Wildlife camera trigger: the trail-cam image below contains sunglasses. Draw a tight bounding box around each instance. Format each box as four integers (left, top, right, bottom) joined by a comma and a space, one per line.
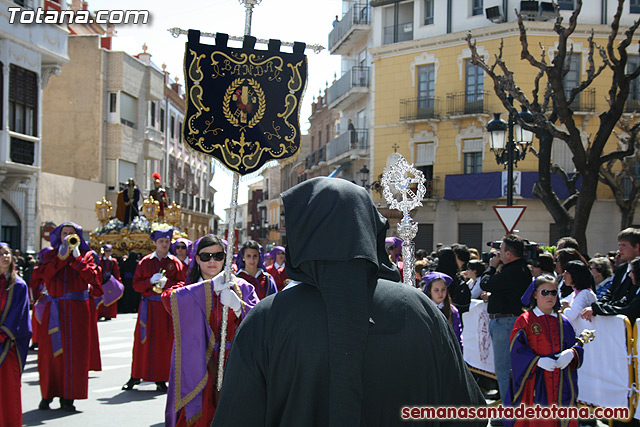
539, 289, 558, 297
197, 251, 225, 262
175, 245, 187, 249
385, 246, 396, 251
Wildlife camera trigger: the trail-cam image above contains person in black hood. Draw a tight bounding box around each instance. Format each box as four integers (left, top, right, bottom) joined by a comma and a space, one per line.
212, 177, 485, 426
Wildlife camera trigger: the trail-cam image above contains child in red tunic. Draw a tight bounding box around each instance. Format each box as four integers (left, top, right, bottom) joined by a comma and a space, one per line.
236, 241, 277, 300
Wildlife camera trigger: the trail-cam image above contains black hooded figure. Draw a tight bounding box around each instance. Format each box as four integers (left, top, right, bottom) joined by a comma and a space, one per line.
212, 177, 485, 426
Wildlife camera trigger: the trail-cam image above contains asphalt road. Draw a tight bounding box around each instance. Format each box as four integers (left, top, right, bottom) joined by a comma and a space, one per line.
21, 313, 166, 427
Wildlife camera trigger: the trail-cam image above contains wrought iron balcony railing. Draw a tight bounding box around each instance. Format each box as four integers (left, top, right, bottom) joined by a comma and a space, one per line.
327, 66, 369, 106
328, 3, 371, 52
400, 97, 440, 121
447, 91, 489, 116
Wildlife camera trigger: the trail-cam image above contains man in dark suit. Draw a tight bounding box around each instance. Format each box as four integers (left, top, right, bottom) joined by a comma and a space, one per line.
581, 228, 640, 321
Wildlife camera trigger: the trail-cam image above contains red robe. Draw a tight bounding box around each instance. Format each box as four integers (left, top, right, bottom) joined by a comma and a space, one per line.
266, 264, 289, 292
131, 252, 185, 381
97, 257, 122, 319
29, 264, 46, 344
88, 259, 103, 372
38, 250, 101, 400
236, 270, 277, 300
507, 309, 582, 427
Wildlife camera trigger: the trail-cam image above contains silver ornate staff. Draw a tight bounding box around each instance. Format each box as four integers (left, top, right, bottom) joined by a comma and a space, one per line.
380, 155, 426, 287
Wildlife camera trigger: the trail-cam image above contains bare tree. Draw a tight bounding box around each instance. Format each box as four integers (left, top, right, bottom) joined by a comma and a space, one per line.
466, 0, 640, 253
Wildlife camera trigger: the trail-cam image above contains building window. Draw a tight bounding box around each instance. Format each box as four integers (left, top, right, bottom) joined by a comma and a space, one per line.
0, 63, 3, 129
149, 101, 156, 128
9, 65, 38, 136
424, 0, 434, 25
557, 0, 574, 10
458, 223, 482, 253
471, 0, 483, 16
170, 115, 175, 139
119, 92, 137, 128
160, 107, 165, 132
417, 64, 435, 116
464, 152, 482, 174
109, 92, 117, 113
178, 120, 183, 140
382, 1, 414, 45
465, 58, 484, 113
632, 0, 640, 13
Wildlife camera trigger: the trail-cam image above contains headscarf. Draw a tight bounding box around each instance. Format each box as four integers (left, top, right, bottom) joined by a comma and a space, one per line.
384, 237, 402, 262
281, 177, 400, 427
422, 271, 453, 288
236, 242, 266, 271
150, 228, 173, 241
170, 237, 192, 256
268, 246, 286, 261
49, 222, 91, 252
37, 247, 53, 263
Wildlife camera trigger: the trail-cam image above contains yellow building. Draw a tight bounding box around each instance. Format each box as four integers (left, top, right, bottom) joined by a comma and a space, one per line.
365, 0, 639, 255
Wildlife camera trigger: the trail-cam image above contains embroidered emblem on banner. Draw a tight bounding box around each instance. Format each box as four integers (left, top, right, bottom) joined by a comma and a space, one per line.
531, 323, 542, 336
183, 30, 308, 175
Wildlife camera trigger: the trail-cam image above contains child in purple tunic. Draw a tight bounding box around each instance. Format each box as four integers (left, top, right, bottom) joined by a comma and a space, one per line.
423, 271, 463, 351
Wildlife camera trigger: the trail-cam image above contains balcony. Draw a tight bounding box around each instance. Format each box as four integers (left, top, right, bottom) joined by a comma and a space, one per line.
10, 136, 36, 166
329, 3, 371, 55
624, 98, 640, 113
383, 21, 413, 45
447, 91, 489, 116
327, 66, 370, 110
305, 146, 326, 171
399, 97, 441, 121
326, 129, 368, 164
566, 88, 596, 113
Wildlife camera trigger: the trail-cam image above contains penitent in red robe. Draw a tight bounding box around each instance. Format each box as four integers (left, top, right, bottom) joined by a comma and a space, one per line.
265, 264, 289, 292
88, 255, 103, 372
28, 264, 46, 345
97, 257, 122, 319
130, 253, 185, 381
38, 250, 101, 400
505, 309, 583, 427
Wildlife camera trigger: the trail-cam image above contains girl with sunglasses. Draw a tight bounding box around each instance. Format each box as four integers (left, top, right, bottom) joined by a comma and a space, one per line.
171, 238, 192, 268
559, 260, 596, 330
162, 234, 259, 427
236, 241, 277, 300
503, 274, 584, 427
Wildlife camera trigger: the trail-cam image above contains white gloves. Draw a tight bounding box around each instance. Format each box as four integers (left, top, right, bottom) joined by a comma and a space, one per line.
537, 357, 557, 372
211, 271, 232, 293
150, 272, 164, 285
156, 277, 168, 290
556, 349, 575, 369
220, 288, 242, 316
72, 246, 81, 259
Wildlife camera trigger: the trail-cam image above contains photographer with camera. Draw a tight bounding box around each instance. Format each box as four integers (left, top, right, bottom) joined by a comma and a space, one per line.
480, 234, 532, 422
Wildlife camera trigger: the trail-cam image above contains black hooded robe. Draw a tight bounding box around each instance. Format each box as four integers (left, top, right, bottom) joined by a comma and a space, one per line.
212, 177, 485, 426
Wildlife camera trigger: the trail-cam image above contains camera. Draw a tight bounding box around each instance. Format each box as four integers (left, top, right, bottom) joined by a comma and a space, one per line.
482, 239, 540, 264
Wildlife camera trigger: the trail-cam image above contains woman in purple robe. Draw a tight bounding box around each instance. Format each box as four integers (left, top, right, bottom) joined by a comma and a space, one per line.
0, 242, 32, 427
161, 234, 259, 427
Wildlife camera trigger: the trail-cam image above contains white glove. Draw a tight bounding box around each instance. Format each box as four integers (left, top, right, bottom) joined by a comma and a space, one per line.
72, 246, 81, 259
537, 357, 557, 372
150, 272, 164, 284
211, 271, 232, 294
556, 349, 575, 370
220, 288, 242, 316
156, 277, 168, 290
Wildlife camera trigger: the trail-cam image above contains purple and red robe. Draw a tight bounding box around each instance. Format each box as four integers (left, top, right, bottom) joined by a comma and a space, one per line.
96, 256, 122, 319
236, 269, 277, 300
0, 274, 31, 427
266, 264, 289, 292
504, 308, 583, 427
37, 250, 101, 400
130, 252, 185, 382
28, 263, 46, 345
161, 276, 259, 427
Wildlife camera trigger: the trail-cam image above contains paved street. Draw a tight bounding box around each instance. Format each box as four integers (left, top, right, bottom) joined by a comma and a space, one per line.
21, 313, 166, 427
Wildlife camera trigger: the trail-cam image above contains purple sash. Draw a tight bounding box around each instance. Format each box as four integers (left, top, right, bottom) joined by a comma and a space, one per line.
101, 276, 124, 306
139, 294, 162, 344
34, 293, 51, 324
48, 290, 89, 357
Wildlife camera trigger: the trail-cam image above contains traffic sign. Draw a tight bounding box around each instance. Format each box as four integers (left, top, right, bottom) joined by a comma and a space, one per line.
42, 222, 56, 242
493, 205, 527, 234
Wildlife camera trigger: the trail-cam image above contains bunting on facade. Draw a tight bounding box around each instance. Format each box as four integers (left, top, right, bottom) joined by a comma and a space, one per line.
183, 30, 308, 175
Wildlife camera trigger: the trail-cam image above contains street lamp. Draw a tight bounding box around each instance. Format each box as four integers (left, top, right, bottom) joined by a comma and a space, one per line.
486, 95, 534, 206
358, 165, 370, 188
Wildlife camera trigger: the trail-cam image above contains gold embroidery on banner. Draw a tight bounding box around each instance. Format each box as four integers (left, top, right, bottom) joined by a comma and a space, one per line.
222, 78, 266, 130
203, 118, 222, 135
264, 122, 281, 140
187, 50, 209, 137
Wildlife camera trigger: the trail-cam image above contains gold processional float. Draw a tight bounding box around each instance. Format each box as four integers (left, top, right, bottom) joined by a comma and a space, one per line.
89, 197, 186, 257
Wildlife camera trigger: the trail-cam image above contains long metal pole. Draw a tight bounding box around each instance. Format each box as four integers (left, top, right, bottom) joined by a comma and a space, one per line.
217, 0, 261, 392
507, 95, 514, 207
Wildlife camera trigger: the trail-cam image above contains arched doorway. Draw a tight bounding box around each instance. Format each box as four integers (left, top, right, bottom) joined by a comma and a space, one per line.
1, 200, 21, 250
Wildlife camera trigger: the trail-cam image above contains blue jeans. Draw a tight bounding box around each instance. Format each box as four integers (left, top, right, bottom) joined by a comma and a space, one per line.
489, 316, 517, 403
